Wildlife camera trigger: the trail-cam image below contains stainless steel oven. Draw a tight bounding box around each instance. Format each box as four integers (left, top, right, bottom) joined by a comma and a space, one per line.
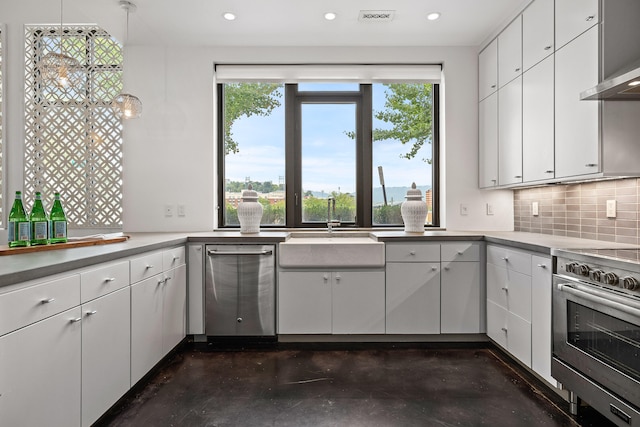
552, 250, 640, 426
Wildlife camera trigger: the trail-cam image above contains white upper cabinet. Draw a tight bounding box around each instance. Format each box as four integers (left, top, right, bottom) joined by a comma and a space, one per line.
498, 16, 522, 89
479, 93, 499, 188
555, 0, 599, 50
555, 25, 599, 178
522, 55, 555, 182
522, 0, 554, 71
498, 76, 523, 186
479, 39, 498, 101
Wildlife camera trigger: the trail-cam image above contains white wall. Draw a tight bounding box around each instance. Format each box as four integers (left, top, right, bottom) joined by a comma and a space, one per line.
1, 1, 514, 235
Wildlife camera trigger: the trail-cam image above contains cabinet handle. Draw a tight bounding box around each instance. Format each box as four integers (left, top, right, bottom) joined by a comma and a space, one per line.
501, 257, 509, 262
432, 267, 437, 271
585, 163, 597, 167
537, 264, 547, 269
490, 84, 496, 89
444, 266, 450, 271
335, 275, 341, 282
157, 278, 166, 286
586, 15, 595, 21
237, 317, 243, 323
104, 277, 116, 282
323, 274, 329, 282
501, 287, 509, 292
514, 175, 522, 179
457, 251, 463, 255
409, 251, 416, 256
515, 67, 521, 72
501, 327, 508, 332
70, 317, 82, 323
173, 255, 180, 261
40, 297, 56, 304
491, 179, 497, 184
86, 310, 98, 316
545, 170, 554, 174
544, 45, 552, 50
146, 264, 154, 269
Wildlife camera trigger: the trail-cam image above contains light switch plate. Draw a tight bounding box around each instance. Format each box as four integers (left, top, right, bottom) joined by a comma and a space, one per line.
486, 203, 494, 215
532, 202, 539, 216
164, 204, 174, 217
606, 200, 617, 218
460, 204, 469, 216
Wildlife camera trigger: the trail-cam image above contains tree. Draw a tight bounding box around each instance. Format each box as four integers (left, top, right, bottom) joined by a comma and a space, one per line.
223, 83, 282, 155
347, 83, 434, 163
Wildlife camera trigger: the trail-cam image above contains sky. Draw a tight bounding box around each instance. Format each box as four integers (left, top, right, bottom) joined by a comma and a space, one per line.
226, 83, 433, 195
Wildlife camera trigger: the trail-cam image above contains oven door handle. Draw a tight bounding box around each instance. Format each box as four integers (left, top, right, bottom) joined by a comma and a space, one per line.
207, 249, 273, 256
557, 283, 640, 317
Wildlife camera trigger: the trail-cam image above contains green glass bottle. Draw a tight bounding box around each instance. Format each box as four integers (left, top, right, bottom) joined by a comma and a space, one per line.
8, 191, 30, 248
30, 192, 49, 246
49, 192, 68, 244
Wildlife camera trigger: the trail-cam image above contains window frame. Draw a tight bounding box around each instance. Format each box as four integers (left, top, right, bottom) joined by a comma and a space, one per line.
217, 82, 440, 229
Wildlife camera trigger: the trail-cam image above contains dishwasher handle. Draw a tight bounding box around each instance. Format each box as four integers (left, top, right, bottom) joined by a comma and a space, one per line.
207, 249, 273, 256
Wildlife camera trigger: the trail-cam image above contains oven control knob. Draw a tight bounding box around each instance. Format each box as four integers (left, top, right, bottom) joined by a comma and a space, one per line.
565, 262, 579, 273
589, 269, 604, 282
577, 264, 591, 277
621, 276, 639, 291
604, 272, 619, 286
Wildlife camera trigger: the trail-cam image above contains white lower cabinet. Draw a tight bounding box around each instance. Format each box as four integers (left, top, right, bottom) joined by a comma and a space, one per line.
0, 307, 82, 427
81, 287, 131, 427
441, 261, 481, 333
162, 264, 187, 354
486, 244, 554, 386
278, 270, 385, 334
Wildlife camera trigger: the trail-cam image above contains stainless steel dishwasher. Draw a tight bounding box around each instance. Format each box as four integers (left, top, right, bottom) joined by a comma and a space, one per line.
205, 244, 275, 336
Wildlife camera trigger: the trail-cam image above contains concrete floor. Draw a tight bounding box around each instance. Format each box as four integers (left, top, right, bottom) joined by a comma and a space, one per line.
97, 344, 615, 427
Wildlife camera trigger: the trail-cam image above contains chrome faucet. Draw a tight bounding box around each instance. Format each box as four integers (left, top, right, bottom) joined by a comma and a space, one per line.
327, 197, 340, 233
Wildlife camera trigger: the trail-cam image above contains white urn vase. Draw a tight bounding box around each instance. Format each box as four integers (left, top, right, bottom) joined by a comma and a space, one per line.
237, 184, 263, 234
401, 182, 427, 233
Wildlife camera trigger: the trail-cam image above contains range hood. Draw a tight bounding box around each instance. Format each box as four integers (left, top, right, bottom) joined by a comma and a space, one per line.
581, 58, 640, 100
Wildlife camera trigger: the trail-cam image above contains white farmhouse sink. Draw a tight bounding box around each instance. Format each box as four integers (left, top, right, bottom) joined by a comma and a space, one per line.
279, 232, 385, 268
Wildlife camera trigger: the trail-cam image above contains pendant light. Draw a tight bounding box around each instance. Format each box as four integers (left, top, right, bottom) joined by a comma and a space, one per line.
111, 0, 142, 119
41, 0, 82, 89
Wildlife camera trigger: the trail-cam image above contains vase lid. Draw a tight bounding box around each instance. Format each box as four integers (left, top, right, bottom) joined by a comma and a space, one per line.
404, 182, 423, 201
241, 184, 259, 201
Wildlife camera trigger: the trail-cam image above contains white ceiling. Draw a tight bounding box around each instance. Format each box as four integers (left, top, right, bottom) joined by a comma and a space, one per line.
81, 0, 532, 47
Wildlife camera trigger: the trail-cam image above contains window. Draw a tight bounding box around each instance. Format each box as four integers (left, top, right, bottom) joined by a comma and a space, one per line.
217, 65, 440, 228
24, 25, 123, 228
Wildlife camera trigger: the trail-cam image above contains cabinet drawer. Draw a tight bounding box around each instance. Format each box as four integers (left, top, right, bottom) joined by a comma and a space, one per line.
163, 246, 186, 270
130, 252, 163, 284
386, 243, 440, 262
0, 274, 80, 336
81, 260, 130, 303
486, 245, 531, 275
441, 242, 480, 262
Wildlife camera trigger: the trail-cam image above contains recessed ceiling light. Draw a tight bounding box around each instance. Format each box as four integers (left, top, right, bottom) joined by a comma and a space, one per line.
223, 12, 236, 21
628, 81, 640, 86
427, 12, 441, 21
324, 12, 337, 21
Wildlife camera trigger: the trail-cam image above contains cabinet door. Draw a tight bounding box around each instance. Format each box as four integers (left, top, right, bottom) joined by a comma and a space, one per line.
498, 76, 523, 186
487, 299, 508, 350
479, 38, 498, 100
441, 261, 481, 334
332, 271, 385, 334
523, 55, 555, 182
522, 0, 554, 71
555, 0, 599, 50
0, 307, 81, 427
507, 312, 532, 367
386, 263, 440, 334
498, 16, 522, 88
81, 288, 131, 427
505, 269, 532, 322
278, 271, 331, 334
479, 93, 498, 188
486, 263, 509, 309
531, 255, 556, 386
163, 264, 186, 354
131, 274, 165, 385
555, 26, 599, 178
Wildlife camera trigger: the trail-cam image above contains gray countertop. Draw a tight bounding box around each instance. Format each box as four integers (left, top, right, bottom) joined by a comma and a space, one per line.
2, 229, 637, 289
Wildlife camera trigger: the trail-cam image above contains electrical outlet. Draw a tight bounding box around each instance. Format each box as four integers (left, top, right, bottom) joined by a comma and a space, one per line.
177, 204, 186, 217
164, 204, 174, 217
606, 200, 617, 218
460, 204, 469, 216
532, 202, 539, 216
486, 203, 494, 215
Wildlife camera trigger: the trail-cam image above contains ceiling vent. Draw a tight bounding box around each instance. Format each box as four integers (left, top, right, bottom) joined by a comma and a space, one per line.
358, 10, 395, 22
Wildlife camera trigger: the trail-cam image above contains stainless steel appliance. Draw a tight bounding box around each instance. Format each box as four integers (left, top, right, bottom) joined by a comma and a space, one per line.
552, 248, 640, 426
205, 244, 275, 336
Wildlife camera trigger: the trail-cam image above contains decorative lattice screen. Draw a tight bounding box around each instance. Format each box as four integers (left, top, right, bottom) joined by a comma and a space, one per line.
24, 25, 123, 228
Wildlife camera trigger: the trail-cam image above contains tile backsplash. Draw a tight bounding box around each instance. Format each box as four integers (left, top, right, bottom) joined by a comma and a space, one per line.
514, 178, 640, 245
